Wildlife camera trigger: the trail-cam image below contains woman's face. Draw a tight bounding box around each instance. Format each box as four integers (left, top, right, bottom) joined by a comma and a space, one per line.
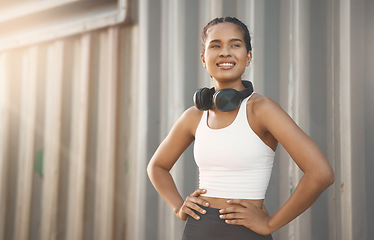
201, 22, 252, 84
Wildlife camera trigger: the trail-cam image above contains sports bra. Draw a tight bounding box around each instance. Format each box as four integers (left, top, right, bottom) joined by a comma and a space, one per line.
193, 94, 275, 199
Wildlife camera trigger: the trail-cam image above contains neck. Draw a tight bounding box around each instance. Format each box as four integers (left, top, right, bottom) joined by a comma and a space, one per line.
212, 79, 245, 91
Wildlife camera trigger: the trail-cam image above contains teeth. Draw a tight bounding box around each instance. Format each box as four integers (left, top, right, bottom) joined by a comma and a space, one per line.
219, 62, 234, 67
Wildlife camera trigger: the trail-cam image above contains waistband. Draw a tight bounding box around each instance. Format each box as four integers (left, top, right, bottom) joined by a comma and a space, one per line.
182, 206, 273, 240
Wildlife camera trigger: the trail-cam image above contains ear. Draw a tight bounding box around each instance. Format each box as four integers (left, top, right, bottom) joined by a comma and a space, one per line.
200, 53, 207, 68
246, 51, 252, 66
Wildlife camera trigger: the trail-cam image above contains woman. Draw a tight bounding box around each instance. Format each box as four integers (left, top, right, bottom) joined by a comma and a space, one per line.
147, 17, 334, 239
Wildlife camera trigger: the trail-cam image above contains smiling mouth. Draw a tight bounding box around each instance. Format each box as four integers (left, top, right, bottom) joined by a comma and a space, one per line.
217, 62, 235, 68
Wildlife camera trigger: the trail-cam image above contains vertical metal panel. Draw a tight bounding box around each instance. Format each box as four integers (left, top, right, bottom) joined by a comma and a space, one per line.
120, 23, 140, 239
124, 24, 142, 240
93, 27, 118, 240
14, 47, 38, 240
326, 1, 339, 239
261, 1, 281, 239
41, 41, 64, 240
158, 0, 182, 239
82, 31, 100, 240
287, 1, 312, 239
338, 1, 354, 239
66, 34, 91, 240
364, 1, 374, 238
208, 0, 224, 18
143, 0, 163, 237
4, 52, 22, 240
129, 1, 154, 239
116, 24, 135, 240
327, 1, 368, 240
346, 0, 367, 239
244, 0, 266, 94
0, 53, 9, 240
308, 0, 330, 238
278, 1, 293, 239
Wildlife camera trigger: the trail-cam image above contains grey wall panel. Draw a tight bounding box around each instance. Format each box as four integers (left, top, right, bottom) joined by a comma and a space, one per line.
309, 1, 329, 239
364, 0, 374, 238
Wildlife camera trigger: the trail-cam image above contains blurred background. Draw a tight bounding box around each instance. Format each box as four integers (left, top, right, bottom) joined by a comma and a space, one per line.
0, 0, 373, 239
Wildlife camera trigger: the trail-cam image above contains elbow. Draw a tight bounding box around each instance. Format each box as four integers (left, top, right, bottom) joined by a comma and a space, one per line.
147, 160, 168, 180
146, 161, 154, 179
307, 165, 335, 190
325, 164, 335, 186
324, 172, 335, 188
318, 168, 335, 189
327, 170, 335, 186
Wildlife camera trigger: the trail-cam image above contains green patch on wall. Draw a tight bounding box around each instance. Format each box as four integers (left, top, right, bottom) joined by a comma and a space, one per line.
34, 150, 44, 177
290, 186, 296, 195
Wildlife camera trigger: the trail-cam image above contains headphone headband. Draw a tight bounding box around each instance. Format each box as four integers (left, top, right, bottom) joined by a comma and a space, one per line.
238, 80, 254, 98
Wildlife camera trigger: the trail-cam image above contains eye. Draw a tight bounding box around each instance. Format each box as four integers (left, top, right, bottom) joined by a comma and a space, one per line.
210, 44, 220, 49
232, 44, 241, 48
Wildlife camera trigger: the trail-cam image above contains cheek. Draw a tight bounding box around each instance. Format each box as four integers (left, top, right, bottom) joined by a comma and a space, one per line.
205, 55, 216, 67
241, 54, 250, 66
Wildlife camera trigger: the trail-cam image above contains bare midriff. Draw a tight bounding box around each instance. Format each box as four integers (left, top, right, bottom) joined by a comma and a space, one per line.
200, 196, 264, 209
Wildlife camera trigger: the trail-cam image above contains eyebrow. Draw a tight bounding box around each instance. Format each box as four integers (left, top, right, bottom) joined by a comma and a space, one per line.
208, 38, 243, 44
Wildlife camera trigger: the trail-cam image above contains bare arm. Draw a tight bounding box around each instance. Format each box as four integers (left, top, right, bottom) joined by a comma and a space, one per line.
261, 98, 335, 232
147, 107, 209, 220
220, 97, 334, 235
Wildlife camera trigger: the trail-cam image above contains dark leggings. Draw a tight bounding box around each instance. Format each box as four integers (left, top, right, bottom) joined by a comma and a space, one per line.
182, 206, 272, 240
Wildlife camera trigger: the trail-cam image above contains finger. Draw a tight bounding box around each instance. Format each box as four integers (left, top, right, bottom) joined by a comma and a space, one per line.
185, 201, 207, 215
184, 207, 201, 220
219, 206, 242, 214
186, 195, 210, 208
187, 191, 210, 207
226, 199, 250, 208
219, 213, 245, 220
191, 189, 207, 197
224, 219, 245, 226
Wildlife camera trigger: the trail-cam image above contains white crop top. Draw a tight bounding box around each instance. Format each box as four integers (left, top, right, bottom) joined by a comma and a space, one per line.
193, 94, 275, 199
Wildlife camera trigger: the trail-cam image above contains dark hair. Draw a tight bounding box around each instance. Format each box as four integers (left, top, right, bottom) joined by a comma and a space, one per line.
201, 16, 252, 54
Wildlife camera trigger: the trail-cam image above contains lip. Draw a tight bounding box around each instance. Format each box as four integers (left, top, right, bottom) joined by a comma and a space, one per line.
216, 60, 236, 69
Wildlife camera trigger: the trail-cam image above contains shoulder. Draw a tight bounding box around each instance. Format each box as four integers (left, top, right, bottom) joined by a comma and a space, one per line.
180, 106, 204, 122
247, 93, 282, 116
174, 106, 204, 136
246, 93, 287, 133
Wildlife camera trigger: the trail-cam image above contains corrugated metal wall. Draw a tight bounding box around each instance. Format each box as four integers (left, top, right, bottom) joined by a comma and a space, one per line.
0, 26, 137, 239
0, 0, 373, 240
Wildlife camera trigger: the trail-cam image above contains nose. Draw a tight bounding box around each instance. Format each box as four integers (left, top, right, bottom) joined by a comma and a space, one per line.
219, 46, 231, 57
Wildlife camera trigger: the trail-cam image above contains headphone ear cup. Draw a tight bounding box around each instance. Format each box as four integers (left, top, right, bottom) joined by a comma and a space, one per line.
213, 89, 242, 112
193, 87, 214, 110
